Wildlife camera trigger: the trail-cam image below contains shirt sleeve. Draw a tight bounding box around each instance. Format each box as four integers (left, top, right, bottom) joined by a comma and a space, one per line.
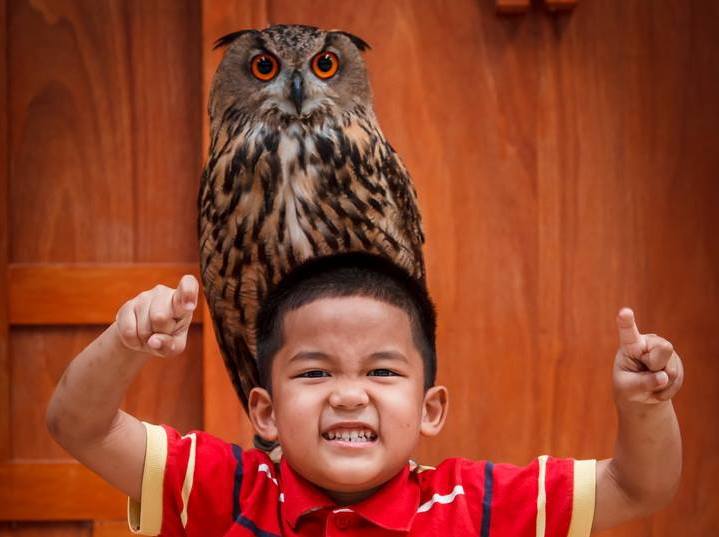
484, 456, 595, 537
127, 422, 242, 536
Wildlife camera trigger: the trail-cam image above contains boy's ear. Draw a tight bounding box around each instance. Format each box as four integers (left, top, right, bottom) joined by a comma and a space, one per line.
420, 385, 448, 437
248, 387, 278, 442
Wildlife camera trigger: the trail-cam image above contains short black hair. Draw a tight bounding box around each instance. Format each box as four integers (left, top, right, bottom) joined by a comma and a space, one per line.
256, 252, 437, 392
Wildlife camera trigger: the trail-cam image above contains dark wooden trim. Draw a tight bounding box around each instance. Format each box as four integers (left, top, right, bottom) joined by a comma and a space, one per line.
8, 263, 203, 325
0, 462, 126, 520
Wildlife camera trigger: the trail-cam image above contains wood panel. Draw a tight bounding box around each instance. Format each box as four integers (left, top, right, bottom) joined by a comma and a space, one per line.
127, 0, 202, 263
0, 0, 9, 464
0, 463, 125, 520
8, 0, 133, 264
8, 264, 203, 325
4, 1, 204, 534
10, 325, 203, 460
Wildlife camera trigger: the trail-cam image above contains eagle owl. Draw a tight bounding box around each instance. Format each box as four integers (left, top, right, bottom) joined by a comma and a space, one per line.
199, 24, 425, 410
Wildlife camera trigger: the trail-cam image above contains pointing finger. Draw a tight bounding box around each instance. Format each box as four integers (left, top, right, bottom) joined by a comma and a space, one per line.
616, 308, 646, 357
171, 275, 199, 319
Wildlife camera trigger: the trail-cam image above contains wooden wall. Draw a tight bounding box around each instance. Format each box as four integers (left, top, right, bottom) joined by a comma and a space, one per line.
2, 1, 718, 536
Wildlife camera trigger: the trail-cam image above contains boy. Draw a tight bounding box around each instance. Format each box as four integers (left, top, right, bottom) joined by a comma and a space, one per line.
46, 253, 683, 536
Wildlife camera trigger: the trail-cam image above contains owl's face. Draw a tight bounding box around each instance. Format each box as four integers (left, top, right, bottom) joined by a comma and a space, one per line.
210, 25, 373, 128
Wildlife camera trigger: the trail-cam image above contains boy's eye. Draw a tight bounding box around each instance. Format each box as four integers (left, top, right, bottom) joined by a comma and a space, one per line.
298, 370, 330, 378
368, 369, 398, 377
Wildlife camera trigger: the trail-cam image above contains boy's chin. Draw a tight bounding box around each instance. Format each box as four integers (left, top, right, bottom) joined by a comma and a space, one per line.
311, 461, 402, 494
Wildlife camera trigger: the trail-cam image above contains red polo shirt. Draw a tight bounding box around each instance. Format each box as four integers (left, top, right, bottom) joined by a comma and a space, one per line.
128, 423, 595, 537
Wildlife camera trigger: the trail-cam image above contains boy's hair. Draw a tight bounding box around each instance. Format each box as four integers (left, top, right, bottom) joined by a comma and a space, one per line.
255, 252, 437, 392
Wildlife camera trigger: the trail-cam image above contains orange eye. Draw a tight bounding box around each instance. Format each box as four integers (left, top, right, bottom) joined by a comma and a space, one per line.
311, 51, 339, 79
250, 54, 279, 81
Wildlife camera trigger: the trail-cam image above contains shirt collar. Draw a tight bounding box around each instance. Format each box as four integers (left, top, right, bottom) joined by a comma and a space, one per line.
280, 458, 420, 532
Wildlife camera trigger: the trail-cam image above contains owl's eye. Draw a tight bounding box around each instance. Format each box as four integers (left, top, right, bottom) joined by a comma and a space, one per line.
250, 54, 279, 81
311, 51, 339, 79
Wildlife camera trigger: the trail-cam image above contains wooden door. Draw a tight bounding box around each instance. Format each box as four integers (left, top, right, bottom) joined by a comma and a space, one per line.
0, 1, 211, 535
2, 1, 719, 536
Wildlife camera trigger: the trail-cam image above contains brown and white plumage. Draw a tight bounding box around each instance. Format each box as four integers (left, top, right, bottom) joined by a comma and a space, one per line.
198, 25, 425, 409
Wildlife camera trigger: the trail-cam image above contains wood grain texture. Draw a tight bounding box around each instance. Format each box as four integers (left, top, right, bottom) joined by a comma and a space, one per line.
4, 2, 205, 532
0, 463, 125, 520
127, 0, 202, 263
8, 0, 133, 263
8, 263, 203, 325
8, 0, 202, 265
11, 325, 203, 460
0, 0, 9, 463
202, 2, 719, 535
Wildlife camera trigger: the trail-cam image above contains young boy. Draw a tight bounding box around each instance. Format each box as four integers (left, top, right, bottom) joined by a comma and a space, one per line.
46, 253, 683, 536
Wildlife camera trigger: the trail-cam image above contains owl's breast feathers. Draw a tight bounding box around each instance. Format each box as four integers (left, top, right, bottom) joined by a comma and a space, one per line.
198, 105, 425, 407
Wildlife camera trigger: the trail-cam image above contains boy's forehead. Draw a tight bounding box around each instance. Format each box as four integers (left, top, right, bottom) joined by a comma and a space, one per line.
286, 294, 409, 326
280, 295, 415, 349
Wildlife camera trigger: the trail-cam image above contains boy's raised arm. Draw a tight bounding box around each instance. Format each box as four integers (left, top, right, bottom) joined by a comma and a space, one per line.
45, 275, 199, 502
593, 308, 684, 531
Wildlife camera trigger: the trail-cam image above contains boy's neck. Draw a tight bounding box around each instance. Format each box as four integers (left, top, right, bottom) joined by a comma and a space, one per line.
324, 485, 381, 506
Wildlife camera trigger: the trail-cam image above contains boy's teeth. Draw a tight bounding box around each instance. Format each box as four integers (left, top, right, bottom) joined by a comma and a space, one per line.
324, 429, 376, 442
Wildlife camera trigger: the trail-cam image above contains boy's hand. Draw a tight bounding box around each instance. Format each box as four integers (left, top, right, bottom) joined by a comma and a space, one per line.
594, 309, 684, 531
115, 274, 199, 357
613, 307, 684, 405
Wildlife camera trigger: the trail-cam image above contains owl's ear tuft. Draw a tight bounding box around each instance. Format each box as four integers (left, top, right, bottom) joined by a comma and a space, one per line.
213, 29, 260, 50
330, 31, 371, 52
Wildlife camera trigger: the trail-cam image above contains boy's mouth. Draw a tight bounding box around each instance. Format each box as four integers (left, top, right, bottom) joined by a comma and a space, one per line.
321, 427, 378, 443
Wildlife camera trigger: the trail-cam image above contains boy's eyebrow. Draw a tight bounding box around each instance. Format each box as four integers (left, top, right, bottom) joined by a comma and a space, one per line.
287, 350, 409, 364
288, 351, 330, 364
370, 350, 409, 364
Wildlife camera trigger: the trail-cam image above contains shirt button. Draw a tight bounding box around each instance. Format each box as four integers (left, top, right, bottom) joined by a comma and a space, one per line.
334, 512, 354, 529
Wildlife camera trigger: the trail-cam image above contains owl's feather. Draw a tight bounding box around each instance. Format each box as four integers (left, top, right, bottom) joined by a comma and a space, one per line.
199, 25, 425, 409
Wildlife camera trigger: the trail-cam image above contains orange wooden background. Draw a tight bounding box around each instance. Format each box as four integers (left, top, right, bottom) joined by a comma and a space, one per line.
2, 1, 718, 536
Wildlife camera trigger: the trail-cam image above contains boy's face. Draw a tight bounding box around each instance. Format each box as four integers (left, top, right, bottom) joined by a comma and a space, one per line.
249, 295, 448, 504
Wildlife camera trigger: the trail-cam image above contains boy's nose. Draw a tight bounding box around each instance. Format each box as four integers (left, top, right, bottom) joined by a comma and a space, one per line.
328, 382, 370, 409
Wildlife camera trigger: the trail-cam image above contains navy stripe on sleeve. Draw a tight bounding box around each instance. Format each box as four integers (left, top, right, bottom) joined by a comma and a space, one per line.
232, 444, 244, 521
480, 461, 494, 537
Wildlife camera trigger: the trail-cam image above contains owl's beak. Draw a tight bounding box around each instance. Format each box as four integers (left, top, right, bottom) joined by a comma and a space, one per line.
290, 71, 304, 115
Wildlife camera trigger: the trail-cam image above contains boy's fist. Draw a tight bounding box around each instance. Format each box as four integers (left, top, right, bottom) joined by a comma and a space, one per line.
115, 275, 199, 357
613, 308, 684, 405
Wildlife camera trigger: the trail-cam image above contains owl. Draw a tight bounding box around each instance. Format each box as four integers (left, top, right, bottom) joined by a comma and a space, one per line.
198, 24, 425, 410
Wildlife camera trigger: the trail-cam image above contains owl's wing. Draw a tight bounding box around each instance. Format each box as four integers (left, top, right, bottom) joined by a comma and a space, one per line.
198, 126, 265, 410
376, 138, 426, 280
